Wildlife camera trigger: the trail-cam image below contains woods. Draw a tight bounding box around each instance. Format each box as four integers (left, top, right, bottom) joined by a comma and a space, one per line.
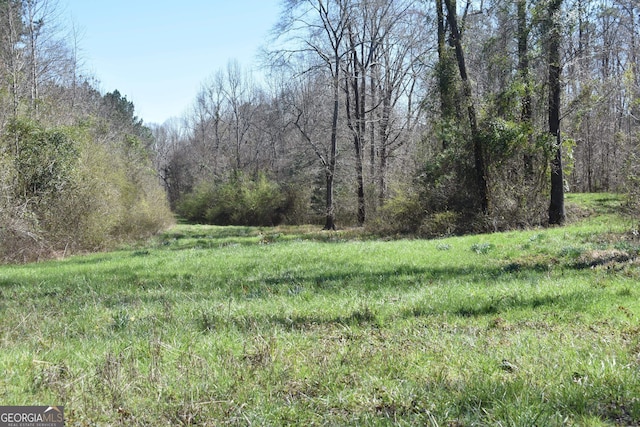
1, 0, 639, 261
157, 0, 639, 235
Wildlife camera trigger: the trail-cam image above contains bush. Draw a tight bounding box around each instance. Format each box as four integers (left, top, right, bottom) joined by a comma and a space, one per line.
624, 142, 640, 222
368, 187, 425, 235
0, 119, 174, 262
178, 173, 295, 226
0, 152, 47, 262
7, 119, 79, 201
419, 211, 461, 238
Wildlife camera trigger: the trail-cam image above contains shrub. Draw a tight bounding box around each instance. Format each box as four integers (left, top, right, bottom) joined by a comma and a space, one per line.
419, 211, 461, 238
0, 152, 47, 262
0, 119, 174, 262
7, 119, 79, 201
178, 173, 294, 227
368, 187, 425, 235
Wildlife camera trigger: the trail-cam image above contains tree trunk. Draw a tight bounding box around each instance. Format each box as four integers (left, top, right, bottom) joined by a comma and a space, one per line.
369, 66, 377, 186
548, 0, 565, 225
517, 0, 531, 123
353, 54, 366, 226
379, 142, 388, 205
517, 0, 536, 189
436, 0, 457, 150
378, 90, 391, 204
324, 169, 336, 231
344, 23, 367, 226
28, 7, 38, 115
324, 70, 340, 231
5, 0, 21, 121
444, 0, 489, 214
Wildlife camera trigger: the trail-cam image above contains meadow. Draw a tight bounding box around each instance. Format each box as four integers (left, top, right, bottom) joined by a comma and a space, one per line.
1, 194, 639, 426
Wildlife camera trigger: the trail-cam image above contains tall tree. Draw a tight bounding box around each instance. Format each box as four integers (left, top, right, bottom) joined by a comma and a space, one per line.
275, 0, 352, 230
373, 1, 424, 203
0, 0, 25, 121
435, 0, 458, 150
23, 0, 66, 117
547, 0, 565, 225
517, 0, 532, 124
344, 6, 369, 225
444, 0, 489, 214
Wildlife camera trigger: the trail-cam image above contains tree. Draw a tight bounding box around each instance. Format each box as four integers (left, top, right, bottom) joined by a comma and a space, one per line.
372, 1, 424, 203
0, 0, 26, 121
517, 0, 532, 124
443, 0, 489, 214
273, 0, 353, 230
435, 0, 459, 149
343, 2, 369, 225
0, 0, 174, 262
288, 68, 340, 230
22, 0, 68, 117
222, 60, 260, 172
547, 0, 565, 225
150, 118, 189, 207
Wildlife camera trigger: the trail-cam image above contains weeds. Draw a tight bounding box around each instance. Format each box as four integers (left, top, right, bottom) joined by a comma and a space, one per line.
470, 242, 493, 254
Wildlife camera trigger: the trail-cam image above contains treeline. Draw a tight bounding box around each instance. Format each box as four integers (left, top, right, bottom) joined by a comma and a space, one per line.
154, 0, 640, 233
4, 0, 638, 262
0, 0, 173, 263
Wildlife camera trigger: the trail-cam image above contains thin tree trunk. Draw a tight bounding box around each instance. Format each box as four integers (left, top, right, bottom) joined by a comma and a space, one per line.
517, 0, 535, 190
325, 70, 340, 231
369, 66, 377, 186
517, 0, 531, 123
27, 1, 39, 116
353, 55, 366, 226
6, 1, 21, 121
379, 142, 388, 204
345, 23, 367, 226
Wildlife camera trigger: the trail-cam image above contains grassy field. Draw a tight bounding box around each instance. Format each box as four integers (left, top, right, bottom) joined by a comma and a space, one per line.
1, 194, 640, 426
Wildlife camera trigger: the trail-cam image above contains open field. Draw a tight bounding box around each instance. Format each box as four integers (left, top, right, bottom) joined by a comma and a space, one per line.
1, 194, 640, 426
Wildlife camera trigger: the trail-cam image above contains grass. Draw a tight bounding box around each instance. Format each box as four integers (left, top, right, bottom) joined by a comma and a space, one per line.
1, 193, 640, 425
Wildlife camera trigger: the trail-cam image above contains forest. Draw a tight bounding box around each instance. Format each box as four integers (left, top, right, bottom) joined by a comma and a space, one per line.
1, 0, 639, 263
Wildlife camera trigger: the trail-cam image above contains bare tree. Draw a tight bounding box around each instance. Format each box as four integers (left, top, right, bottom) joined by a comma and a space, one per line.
372, 1, 425, 203
23, 0, 66, 116
342, 0, 423, 221
150, 118, 190, 207
0, 0, 26, 122
273, 0, 353, 230
189, 70, 227, 178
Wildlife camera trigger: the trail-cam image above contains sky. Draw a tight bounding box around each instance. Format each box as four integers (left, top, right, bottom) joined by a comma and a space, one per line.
62, 1, 283, 124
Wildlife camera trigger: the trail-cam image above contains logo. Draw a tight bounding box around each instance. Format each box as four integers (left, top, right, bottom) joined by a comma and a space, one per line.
0, 406, 64, 427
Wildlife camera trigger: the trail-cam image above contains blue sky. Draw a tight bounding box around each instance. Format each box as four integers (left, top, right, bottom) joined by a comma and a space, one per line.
63, 1, 282, 124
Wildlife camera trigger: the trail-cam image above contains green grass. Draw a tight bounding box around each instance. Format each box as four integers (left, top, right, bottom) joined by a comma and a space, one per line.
1, 194, 640, 425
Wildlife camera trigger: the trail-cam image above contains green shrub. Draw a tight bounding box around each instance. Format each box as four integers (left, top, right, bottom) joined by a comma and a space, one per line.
178, 173, 293, 226
419, 211, 461, 238
175, 184, 215, 223
7, 119, 79, 201
368, 188, 425, 234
